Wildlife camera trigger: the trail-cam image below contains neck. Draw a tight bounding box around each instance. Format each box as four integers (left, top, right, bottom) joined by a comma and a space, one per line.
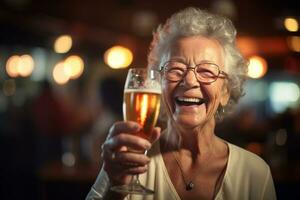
166, 117, 217, 159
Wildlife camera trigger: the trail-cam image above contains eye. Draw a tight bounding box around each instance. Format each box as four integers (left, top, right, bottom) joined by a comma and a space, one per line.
196, 64, 218, 78
168, 67, 185, 76
164, 61, 186, 79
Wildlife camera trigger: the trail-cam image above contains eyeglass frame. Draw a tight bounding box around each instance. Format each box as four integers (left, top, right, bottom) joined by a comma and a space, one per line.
160, 60, 228, 84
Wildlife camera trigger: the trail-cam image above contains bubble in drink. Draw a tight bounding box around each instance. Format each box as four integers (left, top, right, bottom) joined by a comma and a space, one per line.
123, 89, 161, 140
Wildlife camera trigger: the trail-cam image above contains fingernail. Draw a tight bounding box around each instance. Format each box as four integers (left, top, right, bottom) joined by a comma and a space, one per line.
145, 142, 151, 150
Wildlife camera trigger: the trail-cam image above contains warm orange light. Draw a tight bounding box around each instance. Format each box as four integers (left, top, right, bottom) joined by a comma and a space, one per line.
287, 36, 300, 52
237, 37, 258, 57
64, 55, 84, 79
6, 54, 35, 77
284, 17, 299, 32
104, 45, 133, 69
6, 55, 20, 78
18, 54, 35, 77
53, 62, 70, 84
248, 56, 268, 79
54, 35, 73, 53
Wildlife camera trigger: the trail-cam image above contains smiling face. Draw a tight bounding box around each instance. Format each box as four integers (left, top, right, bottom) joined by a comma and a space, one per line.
162, 36, 229, 130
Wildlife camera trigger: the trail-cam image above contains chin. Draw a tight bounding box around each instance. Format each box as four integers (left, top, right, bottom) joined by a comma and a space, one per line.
173, 115, 204, 129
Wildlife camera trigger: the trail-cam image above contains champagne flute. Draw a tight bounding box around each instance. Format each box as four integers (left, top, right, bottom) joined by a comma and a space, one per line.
110, 68, 161, 195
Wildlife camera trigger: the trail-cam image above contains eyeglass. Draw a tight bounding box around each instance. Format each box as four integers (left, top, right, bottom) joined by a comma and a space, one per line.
161, 61, 228, 83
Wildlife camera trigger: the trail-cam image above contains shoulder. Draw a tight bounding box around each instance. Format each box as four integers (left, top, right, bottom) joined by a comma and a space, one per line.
222, 143, 277, 199
227, 143, 270, 177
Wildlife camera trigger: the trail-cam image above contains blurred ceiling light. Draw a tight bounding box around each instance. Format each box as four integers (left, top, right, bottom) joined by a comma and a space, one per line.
3, 79, 16, 96
104, 45, 133, 69
54, 35, 73, 53
18, 54, 34, 77
248, 56, 268, 79
6, 54, 35, 77
64, 55, 84, 79
6, 55, 20, 78
53, 62, 70, 85
284, 17, 299, 32
287, 36, 300, 52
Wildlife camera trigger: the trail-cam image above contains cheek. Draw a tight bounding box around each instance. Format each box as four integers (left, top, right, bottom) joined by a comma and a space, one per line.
205, 84, 223, 109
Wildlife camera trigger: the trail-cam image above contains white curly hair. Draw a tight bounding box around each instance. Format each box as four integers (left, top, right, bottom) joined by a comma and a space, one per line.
147, 7, 248, 119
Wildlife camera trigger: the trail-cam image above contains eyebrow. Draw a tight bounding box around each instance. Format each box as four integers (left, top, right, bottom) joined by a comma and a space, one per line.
168, 58, 218, 66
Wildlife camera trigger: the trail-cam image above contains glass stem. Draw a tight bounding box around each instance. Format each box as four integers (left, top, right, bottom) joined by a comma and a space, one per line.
130, 149, 148, 187
131, 174, 140, 186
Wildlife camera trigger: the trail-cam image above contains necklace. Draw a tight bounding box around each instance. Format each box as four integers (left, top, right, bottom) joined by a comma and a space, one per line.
172, 151, 195, 191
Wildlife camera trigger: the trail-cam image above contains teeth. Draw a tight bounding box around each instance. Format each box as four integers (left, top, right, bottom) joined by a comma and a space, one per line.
177, 97, 201, 103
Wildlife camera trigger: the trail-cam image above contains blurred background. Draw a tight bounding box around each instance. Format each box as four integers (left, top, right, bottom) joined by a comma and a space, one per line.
0, 0, 299, 199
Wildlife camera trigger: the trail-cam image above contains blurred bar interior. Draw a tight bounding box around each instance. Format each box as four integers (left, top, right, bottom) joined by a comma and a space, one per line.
0, 0, 299, 199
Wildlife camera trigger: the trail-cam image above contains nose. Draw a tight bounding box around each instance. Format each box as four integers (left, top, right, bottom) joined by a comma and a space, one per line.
181, 68, 200, 87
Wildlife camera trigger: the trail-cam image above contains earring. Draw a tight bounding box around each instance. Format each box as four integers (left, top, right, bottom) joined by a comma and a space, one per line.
216, 105, 225, 121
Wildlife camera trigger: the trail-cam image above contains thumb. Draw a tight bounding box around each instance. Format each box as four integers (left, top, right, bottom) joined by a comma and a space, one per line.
149, 127, 161, 144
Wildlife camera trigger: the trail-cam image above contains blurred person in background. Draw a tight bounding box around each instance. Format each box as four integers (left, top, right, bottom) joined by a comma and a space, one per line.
87, 7, 276, 200
32, 80, 67, 167
86, 77, 123, 164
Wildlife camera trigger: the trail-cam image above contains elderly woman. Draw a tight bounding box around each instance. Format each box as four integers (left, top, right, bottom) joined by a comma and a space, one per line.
86, 7, 276, 200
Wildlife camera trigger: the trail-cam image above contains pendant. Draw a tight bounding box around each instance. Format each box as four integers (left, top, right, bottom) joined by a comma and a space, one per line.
186, 181, 194, 191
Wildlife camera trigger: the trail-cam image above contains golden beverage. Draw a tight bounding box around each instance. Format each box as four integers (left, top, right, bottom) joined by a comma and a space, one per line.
123, 89, 161, 140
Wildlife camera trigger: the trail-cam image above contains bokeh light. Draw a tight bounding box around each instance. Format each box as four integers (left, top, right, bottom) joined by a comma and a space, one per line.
6, 55, 20, 78
6, 54, 35, 77
64, 55, 84, 79
284, 17, 299, 32
53, 62, 70, 85
104, 45, 133, 69
18, 54, 35, 77
287, 36, 300, 52
62, 152, 76, 167
54, 35, 73, 53
248, 56, 268, 79
270, 82, 300, 102
270, 82, 300, 113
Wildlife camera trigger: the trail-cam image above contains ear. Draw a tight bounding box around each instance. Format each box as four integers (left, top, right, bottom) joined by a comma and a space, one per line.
220, 84, 230, 107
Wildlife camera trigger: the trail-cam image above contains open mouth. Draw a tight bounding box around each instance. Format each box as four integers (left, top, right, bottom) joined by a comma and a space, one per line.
175, 97, 207, 106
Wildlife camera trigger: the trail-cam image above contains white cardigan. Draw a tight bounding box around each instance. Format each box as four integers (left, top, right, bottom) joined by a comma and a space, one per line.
86, 141, 276, 200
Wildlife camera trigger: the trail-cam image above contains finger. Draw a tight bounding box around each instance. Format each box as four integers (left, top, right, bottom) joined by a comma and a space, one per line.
104, 133, 151, 152
149, 127, 161, 144
124, 165, 148, 175
102, 148, 150, 167
104, 161, 148, 176
115, 151, 150, 166
107, 121, 142, 139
